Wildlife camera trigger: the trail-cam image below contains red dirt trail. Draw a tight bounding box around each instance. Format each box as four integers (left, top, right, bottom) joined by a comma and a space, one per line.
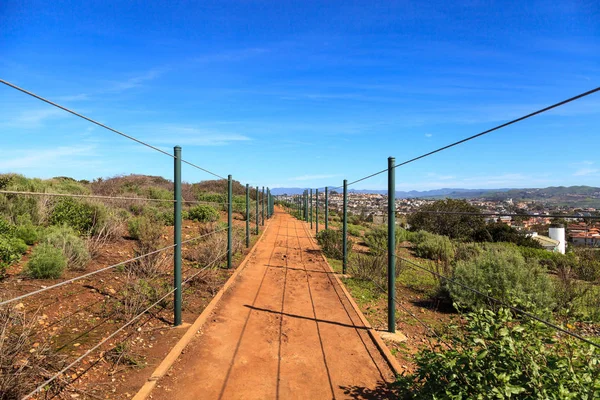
150, 209, 395, 399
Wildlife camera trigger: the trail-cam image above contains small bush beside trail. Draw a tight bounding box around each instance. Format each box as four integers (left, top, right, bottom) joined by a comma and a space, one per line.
316, 229, 352, 260
395, 307, 600, 399
44, 225, 90, 271
188, 205, 219, 223
449, 246, 554, 313
25, 243, 67, 279
49, 198, 107, 235
0, 235, 28, 278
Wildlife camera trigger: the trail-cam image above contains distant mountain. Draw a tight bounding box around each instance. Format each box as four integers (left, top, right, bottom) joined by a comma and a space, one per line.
270, 187, 513, 198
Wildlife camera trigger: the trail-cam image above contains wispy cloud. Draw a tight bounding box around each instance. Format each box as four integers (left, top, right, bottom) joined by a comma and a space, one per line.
108, 68, 167, 93
573, 168, 599, 176
0, 108, 66, 129
139, 124, 251, 146
289, 174, 339, 181
0, 145, 97, 170
425, 133, 433, 137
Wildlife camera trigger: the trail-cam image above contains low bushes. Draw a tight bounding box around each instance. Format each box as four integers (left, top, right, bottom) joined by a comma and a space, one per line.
0, 235, 28, 278
363, 225, 411, 256
449, 246, 554, 313
43, 225, 90, 271
49, 198, 107, 235
188, 205, 219, 223
395, 307, 600, 398
316, 229, 352, 260
128, 216, 166, 277
25, 243, 67, 279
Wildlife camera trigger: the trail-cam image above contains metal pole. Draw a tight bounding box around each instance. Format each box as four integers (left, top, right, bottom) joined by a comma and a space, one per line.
315, 188, 319, 234
310, 189, 313, 230
266, 188, 270, 218
342, 180, 348, 275
325, 186, 329, 230
387, 157, 396, 333
262, 186, 265, 226
245, 184, 250, 248
255, 186, 259, 234
173, 146, 182, 326
227, 175, 233, 269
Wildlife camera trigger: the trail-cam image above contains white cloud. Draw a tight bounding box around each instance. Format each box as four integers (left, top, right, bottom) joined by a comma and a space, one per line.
140, 124, 251, 146
109, 68, 166, 92
425, 133, 433, 137
1, 108, 66, 128
573, 168, 599, 176
0, 145, 96, 170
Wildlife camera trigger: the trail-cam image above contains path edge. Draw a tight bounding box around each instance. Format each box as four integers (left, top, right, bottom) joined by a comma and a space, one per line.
303, 222, 403, 377
133, 219, 273, 400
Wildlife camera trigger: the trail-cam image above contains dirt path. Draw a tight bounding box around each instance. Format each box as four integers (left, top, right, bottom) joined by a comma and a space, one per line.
150, 209, 395, 399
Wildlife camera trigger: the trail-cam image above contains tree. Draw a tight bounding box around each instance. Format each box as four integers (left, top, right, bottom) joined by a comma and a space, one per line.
407, 199, 485, 240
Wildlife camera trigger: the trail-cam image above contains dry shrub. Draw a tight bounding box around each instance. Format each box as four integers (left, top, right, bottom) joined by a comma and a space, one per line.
184, 230, 228, 266
111, 275, 169, 321
127, 217, 168, 278
186, 267, 222, 295
349, 253, 387, 287
0, 304, 66, 399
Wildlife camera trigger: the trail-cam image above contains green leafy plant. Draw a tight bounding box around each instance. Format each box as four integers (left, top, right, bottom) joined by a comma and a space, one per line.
43, 225, 90, 271
188, 205, 219, 223
49, 198, 106, 235
0, 235, 28, 278
316, 229, 352, 260
14, 215, 40, 245
396, 307, 600, 399
25, 243, 67, 279
449, 246, 555, 313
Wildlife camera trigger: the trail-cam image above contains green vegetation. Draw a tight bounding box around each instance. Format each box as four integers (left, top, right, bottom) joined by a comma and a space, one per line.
25, 243, 67, 279
316, 229, 351, 260
49, 198, 106, 235
0, 235, 27, 278
43, 225, 90, 271
396, 308, 600, 399
188, 204, 219, 223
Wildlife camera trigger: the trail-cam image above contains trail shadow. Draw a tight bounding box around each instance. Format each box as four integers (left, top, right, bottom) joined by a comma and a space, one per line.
410, 297, 456, 314
340, 381, 400, 399
244, 305, 370, 330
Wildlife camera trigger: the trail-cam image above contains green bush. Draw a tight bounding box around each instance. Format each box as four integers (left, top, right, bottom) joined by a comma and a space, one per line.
0, 217, 14, 236
0, 235, 28, 278
316, 229, 352, 260
127, 216, 145, 240
43, 225, 90, 271
188, 205, 219, 223
364, 226, 411, 256
454, 242, 482, 262
395, 307, 600, 399
413, 233, 455, 264
14, 215, 40, 245
449, 246, 554, 312
49, 198, 106, 235
347, 224, 362, 237
25, 243, 67, 279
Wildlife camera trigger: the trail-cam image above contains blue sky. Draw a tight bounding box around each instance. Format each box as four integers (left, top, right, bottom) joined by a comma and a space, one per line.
1, 0, 599, 191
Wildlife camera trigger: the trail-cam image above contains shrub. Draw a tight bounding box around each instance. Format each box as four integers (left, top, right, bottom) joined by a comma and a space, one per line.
14, 215, 40, 245
413, 233, 455, 264
25, 243, 67, 279
188, 205, 219, 223
349, 253, 387, 286
44, 225, 90, 271
449, 247, 554, 313
49, 198, 107, 235
0, 235, 28, 278
128, 216, 166, 277
347, 224, 362, 238
316, 229, 352, 260
0, 217, 14, 235
395, 307, 600, 399
364, 226, 410, 256
454, 242, 482, 262
112, 277, 168, 320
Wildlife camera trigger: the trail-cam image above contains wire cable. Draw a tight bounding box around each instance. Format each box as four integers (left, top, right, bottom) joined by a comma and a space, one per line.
182, 249, 228, 285
0, 78, 226, 180
22, 286, 176, 400
333, 86, 600, 189
0, 244, 176, 307
0, 190, 175, 203
180, 225, 230, 246
396, 255, 600, 349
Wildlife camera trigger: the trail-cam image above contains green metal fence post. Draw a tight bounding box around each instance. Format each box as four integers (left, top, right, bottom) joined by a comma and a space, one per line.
343, 179, 348, 275
315, 188, 319, 234
310, 189, 313, 230
325, 186, 329, 230
266, 188, 270, 219
261, 186, 265, 226
245, 184, 250, 248
173, 146, 182, 326
387, 157, 396, 333
255, 186, 259, 234
227, 175, 233, 269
